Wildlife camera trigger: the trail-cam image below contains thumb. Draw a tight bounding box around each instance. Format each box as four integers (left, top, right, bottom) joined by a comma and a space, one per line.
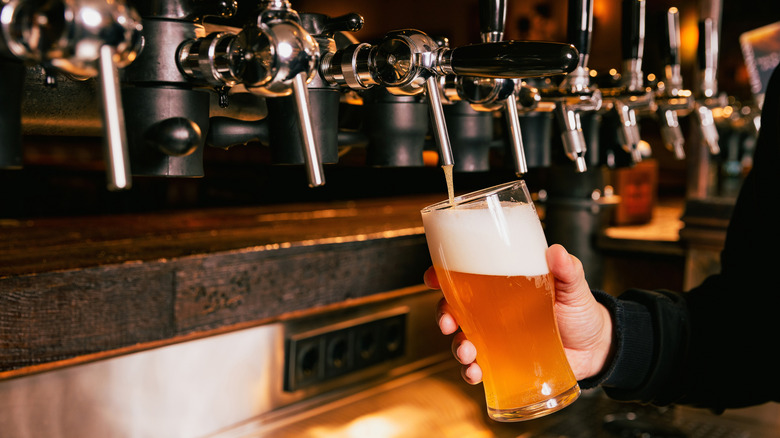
546, 244, 592, 306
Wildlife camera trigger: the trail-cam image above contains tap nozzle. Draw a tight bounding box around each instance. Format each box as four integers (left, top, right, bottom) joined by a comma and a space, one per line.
554, 102, 588, 172
1, 0, 142, 190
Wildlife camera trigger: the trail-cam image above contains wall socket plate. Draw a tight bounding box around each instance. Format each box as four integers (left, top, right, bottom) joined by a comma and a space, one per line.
284, 309, 407, 392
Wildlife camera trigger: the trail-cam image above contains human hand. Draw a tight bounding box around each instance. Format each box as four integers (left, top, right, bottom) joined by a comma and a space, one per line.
425, 243, 614, 384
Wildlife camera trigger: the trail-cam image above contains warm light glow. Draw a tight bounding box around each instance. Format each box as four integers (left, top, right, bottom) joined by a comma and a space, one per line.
79, 7, 103, 28
680, 8, 699, 64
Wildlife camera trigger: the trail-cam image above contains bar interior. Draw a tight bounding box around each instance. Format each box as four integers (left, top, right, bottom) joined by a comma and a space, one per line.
1, 0, 779, 436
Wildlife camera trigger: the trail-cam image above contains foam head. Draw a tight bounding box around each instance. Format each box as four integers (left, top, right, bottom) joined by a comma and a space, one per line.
422, 195, 549, 277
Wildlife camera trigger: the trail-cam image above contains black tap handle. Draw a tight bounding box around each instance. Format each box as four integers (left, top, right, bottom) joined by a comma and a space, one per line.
322, 13, 364, 35
662, 7, 681, 67
206, 116, 269, 150
567, 0, 593, 57
479, 0, 506, 41
621, 0, 645, 62
449, 41, 578, 78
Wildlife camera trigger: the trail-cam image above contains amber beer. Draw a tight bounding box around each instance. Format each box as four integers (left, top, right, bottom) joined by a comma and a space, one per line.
421, 180, 580, 422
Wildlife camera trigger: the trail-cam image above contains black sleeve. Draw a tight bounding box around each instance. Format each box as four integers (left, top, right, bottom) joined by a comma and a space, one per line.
580, 64, 780, 411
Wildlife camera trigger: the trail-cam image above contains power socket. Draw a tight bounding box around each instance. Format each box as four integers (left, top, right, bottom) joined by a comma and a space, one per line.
284, 312, 407, 392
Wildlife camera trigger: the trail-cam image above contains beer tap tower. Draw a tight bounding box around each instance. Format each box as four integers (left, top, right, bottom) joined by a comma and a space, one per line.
546, 0, 603, 173
655, 7, 694, 160
541, 0, 615, 291
600, 0, 654, 167
0, 0, 142, 190
322, 30, 580, 174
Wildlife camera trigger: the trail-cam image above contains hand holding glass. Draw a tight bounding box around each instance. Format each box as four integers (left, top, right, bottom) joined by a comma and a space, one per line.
421, 180, 580, 422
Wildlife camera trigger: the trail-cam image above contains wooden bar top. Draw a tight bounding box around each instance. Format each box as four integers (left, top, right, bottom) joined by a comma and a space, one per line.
1, 195, 440, 277
0, 195, 442, 377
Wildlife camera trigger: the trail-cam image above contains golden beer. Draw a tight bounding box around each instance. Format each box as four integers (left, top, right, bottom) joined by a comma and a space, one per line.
421, 180, 580, 421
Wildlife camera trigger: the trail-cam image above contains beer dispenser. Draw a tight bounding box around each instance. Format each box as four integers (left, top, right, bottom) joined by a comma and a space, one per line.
599, 0, 654, 167
0, 0, 142, 190
654, 7, 694, 160
321, 30, 580, 173
541, 0, 615, 291
443, 0, 530, 176
545, 0, 603, 172
693, 5, 723, 156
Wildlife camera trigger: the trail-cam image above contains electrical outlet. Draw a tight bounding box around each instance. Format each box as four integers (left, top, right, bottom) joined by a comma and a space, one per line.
285, 312, 407, 392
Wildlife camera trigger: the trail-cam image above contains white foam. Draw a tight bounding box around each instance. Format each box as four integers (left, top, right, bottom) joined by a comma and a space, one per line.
422, 201, 549, 276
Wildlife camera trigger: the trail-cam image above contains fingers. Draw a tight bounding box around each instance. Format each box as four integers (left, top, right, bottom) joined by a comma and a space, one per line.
436, 298, 459, 335
461, 362, 483, 385
423, 266, 439, 289
428, 266, 482, 385
453, 332, 482, 385
452, 332, 477, 365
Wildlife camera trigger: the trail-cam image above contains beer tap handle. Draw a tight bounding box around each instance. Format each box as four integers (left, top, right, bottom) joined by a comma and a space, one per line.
697, 18, 719, 99
292, 71, 325, 187
425, 76, 454, 167
444, 41, 579, 79
695, 101, 721, 155
664, 8, 681, 72
658, 7, 686, 159
318, 13, 364, 35
621, 0, 646, 93
478, 0, 527, 175
504, 91, 528, 175
98, 45, 132, 190
567, 0, 593, 67
615, 99, 643, 162
479, 0, 506, 43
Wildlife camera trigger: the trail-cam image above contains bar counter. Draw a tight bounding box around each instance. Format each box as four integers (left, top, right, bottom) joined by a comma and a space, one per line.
0, 195, 440, 377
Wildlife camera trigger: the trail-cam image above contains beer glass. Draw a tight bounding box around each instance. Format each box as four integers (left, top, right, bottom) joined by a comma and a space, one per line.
421, 180, 580, 422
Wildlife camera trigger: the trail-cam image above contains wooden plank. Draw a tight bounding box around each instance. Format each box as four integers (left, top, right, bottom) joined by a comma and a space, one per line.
0, 234, 432, 374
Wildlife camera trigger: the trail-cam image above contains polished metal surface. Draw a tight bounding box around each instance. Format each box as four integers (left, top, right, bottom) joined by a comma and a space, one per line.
0, 288, 448, 438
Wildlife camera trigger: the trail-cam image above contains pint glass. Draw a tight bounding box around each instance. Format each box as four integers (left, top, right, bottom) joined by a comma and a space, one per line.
421, 180, 580, 422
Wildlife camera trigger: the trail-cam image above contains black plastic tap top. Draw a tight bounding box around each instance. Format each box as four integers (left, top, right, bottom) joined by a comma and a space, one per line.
621, 0, 645, 62
450, 41, 579, 79
567, 0, 593, 56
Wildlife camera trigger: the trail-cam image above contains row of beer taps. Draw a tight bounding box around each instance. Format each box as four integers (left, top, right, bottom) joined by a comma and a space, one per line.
0, 0, 737, 192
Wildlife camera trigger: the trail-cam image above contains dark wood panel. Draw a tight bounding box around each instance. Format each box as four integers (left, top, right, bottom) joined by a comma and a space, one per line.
0, 195, 435, 376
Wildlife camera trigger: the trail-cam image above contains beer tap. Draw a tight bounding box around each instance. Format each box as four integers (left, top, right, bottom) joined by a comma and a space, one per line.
1, 0, 142, 190
321, 30, 580, 171
468, 0, 528, 176
542, 0, 602, 172
693, 7, 723, 155
179, 0, 325, 187
203, 12, 365, 169
655, 7, 693, 160
124, 1, 236, 179
601, 0, 654, 165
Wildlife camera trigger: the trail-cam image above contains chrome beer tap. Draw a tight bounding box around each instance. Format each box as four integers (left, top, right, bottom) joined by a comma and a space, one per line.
467, 0, 528, 176
124, 1, 236, 179
693, 9, 723, 155
540, 0, 602, 172
1, 0, 142, 190
178, 0, 324, 187
655, 7, 693, 160
601, 0, 654, 164
321, 30, 579, 171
